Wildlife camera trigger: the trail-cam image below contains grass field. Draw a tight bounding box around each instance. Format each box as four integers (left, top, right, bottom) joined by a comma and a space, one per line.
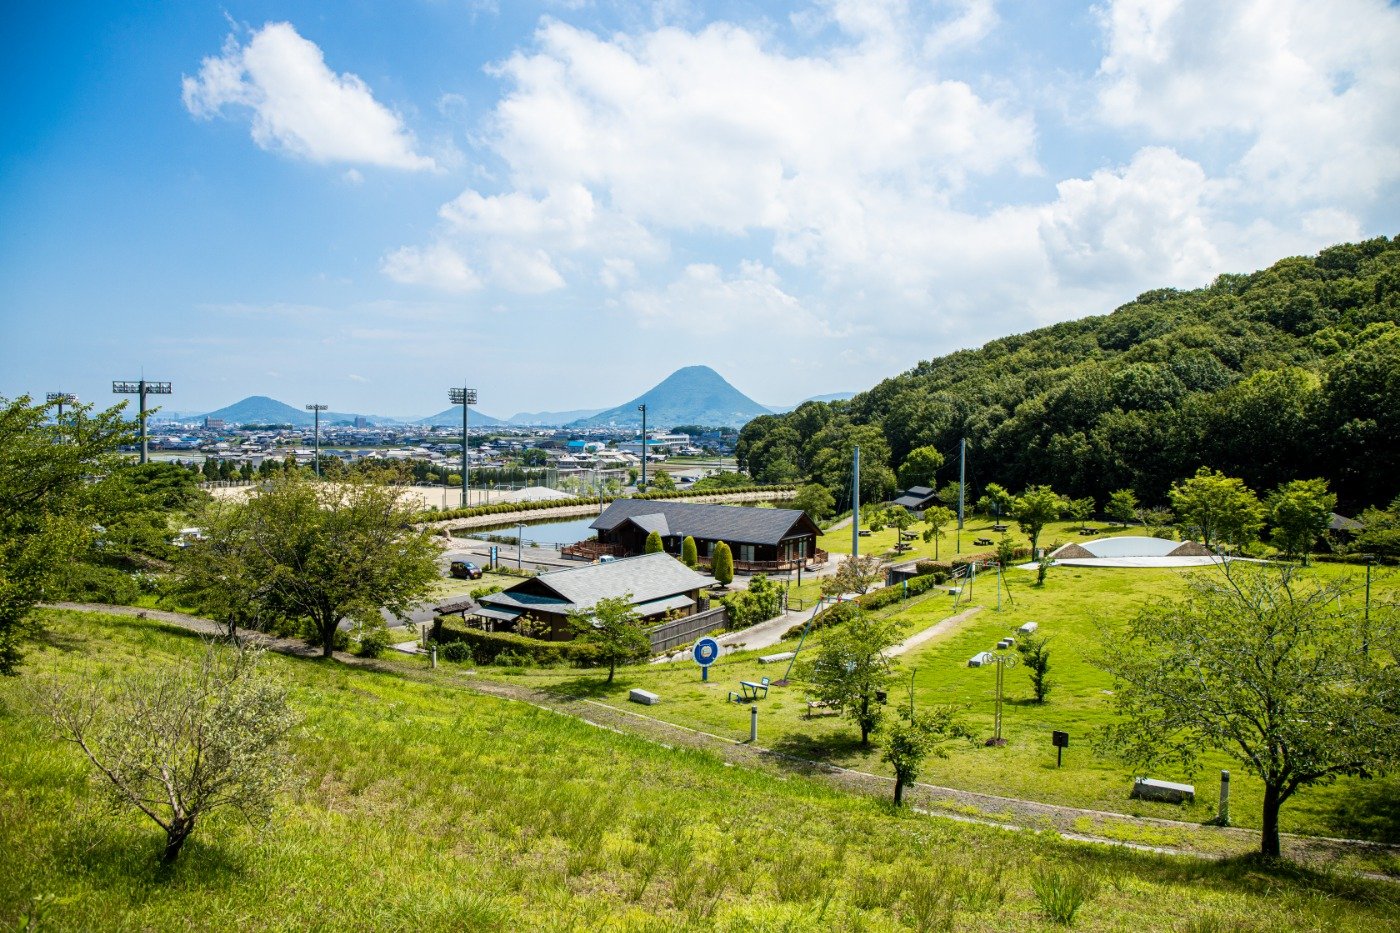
3, 610, 1398, 930
481, 561, 1400, 849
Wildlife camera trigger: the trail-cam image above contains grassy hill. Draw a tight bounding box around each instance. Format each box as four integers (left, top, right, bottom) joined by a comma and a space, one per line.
3, 610, 1397, 930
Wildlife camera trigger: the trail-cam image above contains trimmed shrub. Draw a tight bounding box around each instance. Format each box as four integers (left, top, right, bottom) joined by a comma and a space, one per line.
681, 535, 698, 568
712, 542, 734, 586
441, 641, 472, 663
357, 626, 392, 658
434, 618, 601, 667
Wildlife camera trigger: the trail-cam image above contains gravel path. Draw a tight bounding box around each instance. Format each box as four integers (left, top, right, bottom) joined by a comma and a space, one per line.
46, 601, 1400, 878
888, 605, 983, 657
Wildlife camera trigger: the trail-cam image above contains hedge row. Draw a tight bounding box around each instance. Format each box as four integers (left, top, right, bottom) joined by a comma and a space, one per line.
782, 572, 951, 638
433, 616, 601, 666
420, 484, 798, 523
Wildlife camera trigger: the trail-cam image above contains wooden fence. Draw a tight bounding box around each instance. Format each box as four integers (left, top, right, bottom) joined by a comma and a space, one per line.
648, 605, 728, 653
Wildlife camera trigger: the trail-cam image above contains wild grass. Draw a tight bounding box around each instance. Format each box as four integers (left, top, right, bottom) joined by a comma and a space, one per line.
2, 609, 1397, 930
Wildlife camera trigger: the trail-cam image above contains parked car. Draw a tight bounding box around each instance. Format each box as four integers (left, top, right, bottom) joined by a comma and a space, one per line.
450, 560, 483, 580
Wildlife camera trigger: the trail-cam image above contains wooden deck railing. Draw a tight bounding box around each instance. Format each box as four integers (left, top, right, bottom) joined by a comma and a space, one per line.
560, 540, 629, 561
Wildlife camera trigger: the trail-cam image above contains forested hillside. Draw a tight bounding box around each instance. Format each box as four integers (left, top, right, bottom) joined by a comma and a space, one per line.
740, 237, 1400, 513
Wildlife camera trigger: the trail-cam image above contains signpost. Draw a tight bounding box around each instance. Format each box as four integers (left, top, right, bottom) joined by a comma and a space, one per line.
693, 636, 720, 682
1052, 730, 1069, 767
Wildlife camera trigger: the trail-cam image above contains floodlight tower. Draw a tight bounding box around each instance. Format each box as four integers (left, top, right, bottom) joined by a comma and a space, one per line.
46, 393, 77, 444
448, 386, 477, 506
305, 403, 328, 477
637, 403, 648, 490
112, 379, 172, 464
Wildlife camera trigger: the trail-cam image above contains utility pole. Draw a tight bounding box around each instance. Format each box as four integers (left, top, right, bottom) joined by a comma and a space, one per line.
112, 380, 172, 464
851, 444, 861, 559
305, 403, 327, 477
637, 404, 648, 491
957, 437, 966, 529
448, 386, 476, 508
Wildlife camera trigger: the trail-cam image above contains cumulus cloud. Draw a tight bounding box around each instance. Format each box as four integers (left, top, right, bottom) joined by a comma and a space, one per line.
380, 242, 481, 292
183, 22, 436, 170
623, 261, 823, 335
1096, 0, 1400, 203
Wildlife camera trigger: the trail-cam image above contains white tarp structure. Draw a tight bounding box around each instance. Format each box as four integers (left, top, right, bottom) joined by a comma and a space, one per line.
1019, 535, 1233, 569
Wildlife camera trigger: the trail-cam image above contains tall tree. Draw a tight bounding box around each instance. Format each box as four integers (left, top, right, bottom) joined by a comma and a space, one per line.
1169, 467, 1264, 548
821, 554, 886, 598
569, 595, 650, 683
181, 475, 439, 657
1012, 486, 1064, 555
1098, 566, 1400, 857
897, 445, 945, 490
800, 609, 901, 745
1266, 478, 1336, 565
644, 530, 664, 554
792, 482, 835, 523
1065, 496, 1096, 533
881, 705, 970, 805
711, 541, 734, 587
1105, 488, 1138, 526
976, 482, 1014, 520
0, 395, 131, 674
921, 505, 955, 560
680, 535, 698, 568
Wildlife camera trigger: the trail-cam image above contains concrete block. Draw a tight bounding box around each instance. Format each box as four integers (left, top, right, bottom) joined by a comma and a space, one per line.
1131, 777, 1195, 803
968, 651, 995, 667
629, 689, 660, 706
759, 651, 796, 664
1018, 621, 1038, 635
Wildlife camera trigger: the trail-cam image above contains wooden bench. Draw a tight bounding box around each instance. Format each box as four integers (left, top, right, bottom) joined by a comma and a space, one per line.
806, 699, 837, 718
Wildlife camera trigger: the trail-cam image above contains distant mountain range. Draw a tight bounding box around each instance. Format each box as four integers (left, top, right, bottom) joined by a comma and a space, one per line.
177, 370, 850, 429
567, 365, 771, 429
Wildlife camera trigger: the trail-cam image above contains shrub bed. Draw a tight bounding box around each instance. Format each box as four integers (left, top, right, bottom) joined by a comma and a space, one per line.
433, 617, 600, 666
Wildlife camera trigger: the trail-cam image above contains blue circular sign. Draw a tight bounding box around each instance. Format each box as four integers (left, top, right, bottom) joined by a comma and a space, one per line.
693, 636, 720, 666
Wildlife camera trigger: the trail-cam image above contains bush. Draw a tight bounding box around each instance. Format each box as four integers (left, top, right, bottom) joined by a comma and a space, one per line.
357, 626, 392, 658
468, 584, 503, 600
441, 641, 472, 663
784, 600, 863, 639
54, 563, 141, 605
434, 618, 601, 667
726, 574, 783, 627
1031, 867, 1098, 925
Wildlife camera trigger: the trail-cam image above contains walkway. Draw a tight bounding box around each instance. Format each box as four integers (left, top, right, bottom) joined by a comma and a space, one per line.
44, 601, 1400, 878
888, 605, 983, 656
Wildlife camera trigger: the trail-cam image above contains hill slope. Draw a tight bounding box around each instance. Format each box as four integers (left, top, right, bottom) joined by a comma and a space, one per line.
415, 406, 508, 428
740, 237, 1400, 510
569, 365, 771, 429
3, 609, 1393, 930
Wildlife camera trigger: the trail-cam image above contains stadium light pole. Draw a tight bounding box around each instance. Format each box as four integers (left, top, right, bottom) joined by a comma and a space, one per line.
112, 380, 172, 464
448, 386, 477, 507
46, 392, 77, 442
637, 403, 647, 491
305, 403, 328, 477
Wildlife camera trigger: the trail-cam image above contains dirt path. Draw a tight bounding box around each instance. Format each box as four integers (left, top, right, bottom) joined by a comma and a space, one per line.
887, 605, 983, 657
47, 602, 1400, 878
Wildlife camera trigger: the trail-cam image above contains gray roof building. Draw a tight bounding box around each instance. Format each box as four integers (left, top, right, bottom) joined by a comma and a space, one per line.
590, 498, 819, 546
892, 486, 939, 511
479, 551, 711, 623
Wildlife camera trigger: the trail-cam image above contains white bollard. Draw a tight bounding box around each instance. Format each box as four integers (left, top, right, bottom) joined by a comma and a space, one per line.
431, 645, 437, 669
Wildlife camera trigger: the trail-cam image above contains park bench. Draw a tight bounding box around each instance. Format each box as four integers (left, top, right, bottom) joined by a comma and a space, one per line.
991, 524, 1008, 532
974, 537, 994, 546
806, 699, 837, 718
759, 651, 796, 664
1131, 777, 1195, 803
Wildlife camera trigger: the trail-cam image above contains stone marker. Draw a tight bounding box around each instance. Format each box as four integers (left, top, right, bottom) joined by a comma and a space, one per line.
759, 651, 796, 664
1130, 777, 1195, 803
968, 651, 995, 667
1018, 621, 1038, 634
629, 689, 660, 706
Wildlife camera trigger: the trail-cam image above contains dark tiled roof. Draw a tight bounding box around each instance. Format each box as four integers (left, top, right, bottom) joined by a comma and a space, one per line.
481, 552, 710, 615
892, 490, 939, 509
591, 499, 817, 546
1329, 512, 1364, 532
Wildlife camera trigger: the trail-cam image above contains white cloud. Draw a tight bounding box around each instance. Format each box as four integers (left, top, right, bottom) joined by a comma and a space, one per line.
183, 22, 436, 171
379, 242, 482, 292
487, 245, 567, 293
1096, 0, 1400, 203
623, 262, 826, 335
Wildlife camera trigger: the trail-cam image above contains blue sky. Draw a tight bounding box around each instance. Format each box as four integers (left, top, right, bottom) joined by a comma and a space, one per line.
3, 0, 1397, 419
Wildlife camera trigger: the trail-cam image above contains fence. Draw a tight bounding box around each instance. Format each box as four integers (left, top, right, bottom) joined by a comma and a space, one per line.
648, 605, 728, 653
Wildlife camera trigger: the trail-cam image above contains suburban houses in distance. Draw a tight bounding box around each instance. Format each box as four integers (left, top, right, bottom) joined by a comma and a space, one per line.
564, 499, 827, 573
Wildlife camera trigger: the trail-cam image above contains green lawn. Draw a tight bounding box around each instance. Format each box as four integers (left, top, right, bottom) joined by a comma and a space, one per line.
3, 609, 1397, 930
484, 562, 1400, 848
819, 516, 1149, 564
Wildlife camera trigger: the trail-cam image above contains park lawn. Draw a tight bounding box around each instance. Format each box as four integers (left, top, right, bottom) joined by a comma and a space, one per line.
819, 516, 1149, 564
484, 562, 1400, 848
12, 613, 1400, 930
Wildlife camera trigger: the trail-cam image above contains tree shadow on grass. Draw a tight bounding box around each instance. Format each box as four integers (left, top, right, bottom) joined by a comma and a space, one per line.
1313, 774, 1400, 844
50, 819, 248, 890
766, 729, 868, 777
538, 674, 636, 700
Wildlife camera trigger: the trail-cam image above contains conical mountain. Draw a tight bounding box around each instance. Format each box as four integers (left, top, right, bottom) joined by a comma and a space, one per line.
568, 366, 772, 429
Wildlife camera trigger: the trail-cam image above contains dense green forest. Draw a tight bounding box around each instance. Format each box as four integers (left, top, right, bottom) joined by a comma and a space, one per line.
739, 237, 1400, 515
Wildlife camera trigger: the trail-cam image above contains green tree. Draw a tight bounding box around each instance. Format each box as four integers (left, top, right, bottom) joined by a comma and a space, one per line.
976, 482, 1014, 520
181, 475, 440, 658
727, 574, 782, 627
800, 609, 901, 745
1065, 496, 1096, 533
792, 483, 835, 523
1097, 566, 1400, 857
1168, 467, 1264, 548
885, 506, 916, 549
821, 554, 886, 598
1105, 488, 1138, 526
921, 505, 955, 560
882, 705, 971, 805
34, 642, 296, 863
1012, 486, 1064, 555
897, 445, 945, 490
647, 470, 676, 492
680, 535, 698, 568
936, 482, 963, 512
1266, 478, 1336, 565
711, 541, 734, 586
569, 595, 650, 683
0, 395, 131, 674
520, 448, 548, 467
1016, 634, 1052, 703
644, 530, 664, 554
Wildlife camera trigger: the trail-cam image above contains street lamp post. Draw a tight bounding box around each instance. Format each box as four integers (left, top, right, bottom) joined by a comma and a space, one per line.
46, 392, 77, 442
112, 380, 172, 464
637, 403, 647, 491
448, 386, 477, 508
305, 403, 328, 477
517, 522, 525, 570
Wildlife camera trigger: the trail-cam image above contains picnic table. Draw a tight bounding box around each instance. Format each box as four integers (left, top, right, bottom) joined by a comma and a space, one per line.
991, 524, 1008, 533
738, 678, 770, 700
974, 537, 994, 546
